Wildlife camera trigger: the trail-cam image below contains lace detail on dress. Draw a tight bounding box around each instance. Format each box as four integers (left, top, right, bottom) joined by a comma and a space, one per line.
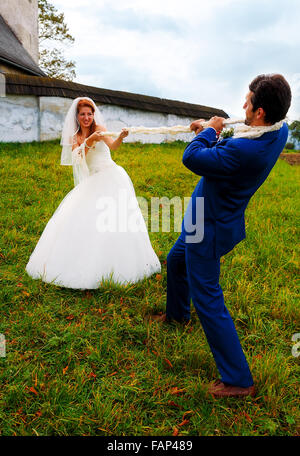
71, 141, 117, 186
72, 142, 90, 187
85, 141, 116, 175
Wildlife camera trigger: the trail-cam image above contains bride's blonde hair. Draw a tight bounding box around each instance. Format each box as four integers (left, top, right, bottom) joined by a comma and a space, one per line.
77, 99, 97, 136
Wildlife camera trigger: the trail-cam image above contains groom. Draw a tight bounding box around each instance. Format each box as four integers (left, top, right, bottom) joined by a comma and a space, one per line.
152, 74, 291, 397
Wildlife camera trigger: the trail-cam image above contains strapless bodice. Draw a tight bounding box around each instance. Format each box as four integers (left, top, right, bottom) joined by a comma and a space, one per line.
85, 141, 115, 174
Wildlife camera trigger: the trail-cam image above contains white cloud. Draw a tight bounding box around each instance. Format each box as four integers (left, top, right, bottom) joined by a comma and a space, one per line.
50, 0, 300, 119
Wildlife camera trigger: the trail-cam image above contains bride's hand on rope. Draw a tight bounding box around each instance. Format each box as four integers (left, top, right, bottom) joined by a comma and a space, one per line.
88, 125, 107, 143
118, 128, 129, 140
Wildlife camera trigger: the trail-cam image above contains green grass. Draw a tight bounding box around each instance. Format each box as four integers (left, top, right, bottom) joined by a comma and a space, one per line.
0, 139, 299, 436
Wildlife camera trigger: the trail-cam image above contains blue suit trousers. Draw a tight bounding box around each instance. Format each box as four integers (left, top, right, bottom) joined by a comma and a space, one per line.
166, 235, 254, 388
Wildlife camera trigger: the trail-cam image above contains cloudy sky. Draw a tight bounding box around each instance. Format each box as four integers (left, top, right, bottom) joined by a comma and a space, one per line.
50, 0, 300, 120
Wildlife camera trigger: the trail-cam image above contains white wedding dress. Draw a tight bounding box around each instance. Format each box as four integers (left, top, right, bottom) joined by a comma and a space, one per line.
25, 141, 161, 289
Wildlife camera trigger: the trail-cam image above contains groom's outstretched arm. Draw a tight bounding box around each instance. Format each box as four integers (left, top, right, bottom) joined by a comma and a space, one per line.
182, 128, 241, 178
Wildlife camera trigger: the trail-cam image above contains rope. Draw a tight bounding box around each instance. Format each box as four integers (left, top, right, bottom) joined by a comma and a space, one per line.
98, 118, 244, 137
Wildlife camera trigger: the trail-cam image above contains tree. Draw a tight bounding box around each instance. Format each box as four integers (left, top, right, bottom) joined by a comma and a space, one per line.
288, 120, 300, 147
38, 0, 76, 81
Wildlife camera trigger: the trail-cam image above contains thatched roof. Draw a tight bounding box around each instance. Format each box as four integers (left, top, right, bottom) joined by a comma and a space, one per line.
0, 15, 45, 77
4, 73, 228, 119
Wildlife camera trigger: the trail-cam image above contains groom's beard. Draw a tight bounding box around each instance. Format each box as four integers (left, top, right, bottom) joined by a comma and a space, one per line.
245, 115, 254, 126
245, 111, 255, 126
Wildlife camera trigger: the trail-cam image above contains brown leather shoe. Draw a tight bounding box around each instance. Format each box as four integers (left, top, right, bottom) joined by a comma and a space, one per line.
149, 313, 168, 322
208, 379, 256, 398
149, 313, 190, 325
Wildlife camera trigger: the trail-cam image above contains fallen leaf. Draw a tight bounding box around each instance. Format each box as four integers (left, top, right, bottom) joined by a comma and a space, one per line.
173, 427, 179, 436
183, 411, 194, 420
243, 411, 252, 423
179, 419, 190, 427
62, 366, 68, 375
98, 427, 110, 433
170, 387, 185, 396
168, 401, 180, 408
164, 358, 173, 369
29, 386, 38, 396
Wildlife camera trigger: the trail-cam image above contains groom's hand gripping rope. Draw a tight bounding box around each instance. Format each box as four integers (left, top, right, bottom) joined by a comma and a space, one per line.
190, 116, 226, 135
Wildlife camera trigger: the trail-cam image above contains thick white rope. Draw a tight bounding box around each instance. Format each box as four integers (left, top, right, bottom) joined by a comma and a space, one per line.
99, 118, 244, 137
98, 117, 285, 139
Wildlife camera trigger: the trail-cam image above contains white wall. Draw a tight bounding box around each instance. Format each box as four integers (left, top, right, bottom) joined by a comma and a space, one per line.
100, 104, 195, 143
0, 95, 39, 142
0, 95, 196, 144
40, 97, 73, 141
0, 0, 39, 63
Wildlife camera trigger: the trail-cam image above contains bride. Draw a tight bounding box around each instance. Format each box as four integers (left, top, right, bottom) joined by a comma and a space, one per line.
25, 97, 161, 289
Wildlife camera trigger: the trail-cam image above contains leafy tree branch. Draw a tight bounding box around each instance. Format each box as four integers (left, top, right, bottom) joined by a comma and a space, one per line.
38, 0, 76, 81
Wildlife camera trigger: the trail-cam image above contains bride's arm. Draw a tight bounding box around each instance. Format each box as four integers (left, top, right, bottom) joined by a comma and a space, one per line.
89, 125, 129, 151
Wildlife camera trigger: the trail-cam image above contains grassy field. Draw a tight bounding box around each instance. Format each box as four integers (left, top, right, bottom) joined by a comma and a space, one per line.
0, 139, 299, 436
282, 147, 300, 153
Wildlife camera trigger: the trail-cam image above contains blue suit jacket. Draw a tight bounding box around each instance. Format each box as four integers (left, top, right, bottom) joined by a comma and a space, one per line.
181, 123, 288, 258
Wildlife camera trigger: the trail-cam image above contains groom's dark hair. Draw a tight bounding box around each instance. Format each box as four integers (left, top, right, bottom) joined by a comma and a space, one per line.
249, 74, 291, 124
